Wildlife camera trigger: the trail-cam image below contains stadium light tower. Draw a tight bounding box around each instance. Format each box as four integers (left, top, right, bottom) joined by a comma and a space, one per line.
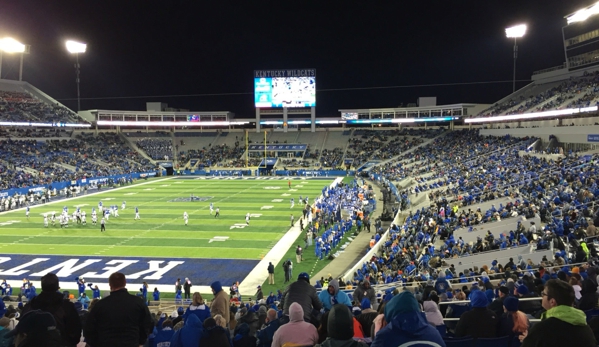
505, 24, 527, 93
66, 40, 87, 112
0, 37, 29, 81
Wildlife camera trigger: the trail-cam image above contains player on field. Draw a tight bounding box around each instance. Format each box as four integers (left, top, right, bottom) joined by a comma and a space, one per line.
214, 207, 220, 218
81, 211, 87, 225
104, 209, 110, 221
25, 206, 30, 220
183, 212, 189, 226
113, 205, 119, 217
290, 198, 294, 209
92, 213, 97, 225
98, 201, 103, 212
51, 213, 56, 226
76, 210, 82, 224
100, 217, 106, 232
135, 206, 140, 220
72, 211, 77, 223
210, 203, 214, 215
122, 200, 126, 210
245, 213, 250, 225
44, 215, 48, 228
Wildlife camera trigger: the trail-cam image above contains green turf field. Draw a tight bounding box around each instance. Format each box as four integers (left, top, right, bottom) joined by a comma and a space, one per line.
0, 177, 332, 260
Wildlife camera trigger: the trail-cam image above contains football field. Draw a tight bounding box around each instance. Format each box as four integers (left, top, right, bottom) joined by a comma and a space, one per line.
0, 176, 334, 290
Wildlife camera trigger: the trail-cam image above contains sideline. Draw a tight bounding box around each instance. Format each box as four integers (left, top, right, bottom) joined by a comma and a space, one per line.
238, 177, 343, 295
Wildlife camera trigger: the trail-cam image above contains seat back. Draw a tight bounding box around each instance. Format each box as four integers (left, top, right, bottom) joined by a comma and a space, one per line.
443, 337, 475, 347
474, 336, 511, 347
435, 324, 447, 338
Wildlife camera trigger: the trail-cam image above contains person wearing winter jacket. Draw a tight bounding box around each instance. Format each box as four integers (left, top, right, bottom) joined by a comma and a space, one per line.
319, 279, 352, 311
371, 291, 445, 347
522, 279, 596, 347
183, 278, 192, 300
210, 281, 230, 326
256, 309, 281, 347
272, 303, 318, 347
183, 292, 211, 323
353, 279, 377, 310
199, 317, 231, 347
280, 272, 323, 324
22, 273, 82, 347
149, 314, 175, 347
170, 313, 203, 347
455, 290, 498, 338
423, 300, 444, 327
316, 304, 368, 347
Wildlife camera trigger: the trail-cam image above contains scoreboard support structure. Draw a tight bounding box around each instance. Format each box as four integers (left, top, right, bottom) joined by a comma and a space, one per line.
255, 106, 316, 133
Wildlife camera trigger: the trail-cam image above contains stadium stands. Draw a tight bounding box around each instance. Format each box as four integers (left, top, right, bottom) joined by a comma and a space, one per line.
0, 90, 81, 123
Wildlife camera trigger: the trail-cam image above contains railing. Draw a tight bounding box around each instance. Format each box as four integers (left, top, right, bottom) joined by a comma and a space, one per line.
532, 63, 567, 76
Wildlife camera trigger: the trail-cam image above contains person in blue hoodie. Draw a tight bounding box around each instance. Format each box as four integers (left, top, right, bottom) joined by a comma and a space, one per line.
150, 315, 175, 347
318, 279, 352, 311
371, 291, 445, 347
170, 312, 203, 347
153, 287, 160, 301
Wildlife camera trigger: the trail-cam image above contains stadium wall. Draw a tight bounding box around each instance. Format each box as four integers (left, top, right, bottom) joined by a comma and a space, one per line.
0, 171, 158, 198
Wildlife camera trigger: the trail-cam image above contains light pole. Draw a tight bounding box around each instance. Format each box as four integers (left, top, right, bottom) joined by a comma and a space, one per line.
505, 24, 527, 93
66, 40, 87, 112
0, 37, 29, 81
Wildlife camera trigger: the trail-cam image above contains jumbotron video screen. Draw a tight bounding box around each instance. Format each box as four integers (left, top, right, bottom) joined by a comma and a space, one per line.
254, 69, 316, 108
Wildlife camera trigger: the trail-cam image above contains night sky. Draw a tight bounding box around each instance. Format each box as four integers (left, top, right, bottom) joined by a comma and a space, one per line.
0, 0, 593, 117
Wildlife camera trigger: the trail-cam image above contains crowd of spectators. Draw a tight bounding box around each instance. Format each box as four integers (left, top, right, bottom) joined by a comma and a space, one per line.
0, 91, 81, 123
0, 134, 154, 190
476, 71, 599, 118
136, 138, 174, 160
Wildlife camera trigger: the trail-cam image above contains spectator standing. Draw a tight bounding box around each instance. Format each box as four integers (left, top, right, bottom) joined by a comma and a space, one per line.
521, 279, 596, 347
21, 273, 81, 347
83, 272, 153, 347
210, 281, 230, 327
175, 278, 182, 294
455, 290, 498, 338
371, 291, 445, 347
272, 303, 319, 347
353, 279, 377, 310
267, 262, 275, 285
281, 272, 323, 324
183, 277, 192, 300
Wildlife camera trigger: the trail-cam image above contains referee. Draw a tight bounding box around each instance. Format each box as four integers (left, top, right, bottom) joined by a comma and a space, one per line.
100, 217, 106, 232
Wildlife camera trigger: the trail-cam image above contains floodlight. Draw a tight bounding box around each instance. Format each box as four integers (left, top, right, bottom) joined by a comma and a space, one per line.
505, 24, 527, 38
66, 40, 87, 54
567, 2, 599, 24
0, 37, 25, 53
